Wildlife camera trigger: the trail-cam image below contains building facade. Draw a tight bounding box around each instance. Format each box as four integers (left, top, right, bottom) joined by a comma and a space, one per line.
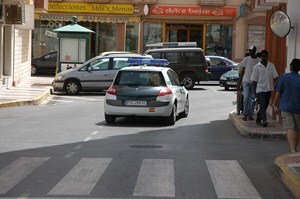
0, 0, 34, 88
33, 0, 267, 63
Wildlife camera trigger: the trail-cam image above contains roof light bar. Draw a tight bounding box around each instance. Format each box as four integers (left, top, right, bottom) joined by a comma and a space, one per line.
146, 42, 197, 48
127, 58, 169, 66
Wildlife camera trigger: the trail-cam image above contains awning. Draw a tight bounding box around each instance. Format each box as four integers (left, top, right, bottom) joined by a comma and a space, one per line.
35, 13, 141, 23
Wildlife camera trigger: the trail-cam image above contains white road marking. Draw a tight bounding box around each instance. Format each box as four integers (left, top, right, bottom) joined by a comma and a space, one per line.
17, 192, 31, 199
206, 160, 261, 199
91, 131, 99, 135
48, 158, 112, 195
133, 159, 175, 197
84, 137, 92, 142
0, 157, 49, 194
64, 152, 74, 158
75, 144, 83, 149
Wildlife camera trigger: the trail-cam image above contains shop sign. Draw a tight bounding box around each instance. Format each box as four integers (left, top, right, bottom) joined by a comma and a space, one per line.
150, 5, 237, 17
35, 14, 140, 23
48, 2, 133, 14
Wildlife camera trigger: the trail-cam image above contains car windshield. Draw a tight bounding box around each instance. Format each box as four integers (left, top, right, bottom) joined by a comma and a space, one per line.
115, 71, 166, 86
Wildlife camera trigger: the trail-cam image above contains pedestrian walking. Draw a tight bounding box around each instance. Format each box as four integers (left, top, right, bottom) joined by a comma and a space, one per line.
237, 45, 260, 121
272, 58, 300, 153
251, 50, 278, 127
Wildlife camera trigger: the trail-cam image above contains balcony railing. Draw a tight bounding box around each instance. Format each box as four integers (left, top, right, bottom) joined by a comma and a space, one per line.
131, 0, 157, 4
197, 0, 225, 6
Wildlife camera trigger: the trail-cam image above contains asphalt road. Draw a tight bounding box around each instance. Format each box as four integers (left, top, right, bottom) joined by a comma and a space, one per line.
0, 84, 293, 199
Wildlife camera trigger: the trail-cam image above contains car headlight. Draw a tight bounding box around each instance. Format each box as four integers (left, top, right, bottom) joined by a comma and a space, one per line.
220, 76, 227, 80
54, 75, 64, 80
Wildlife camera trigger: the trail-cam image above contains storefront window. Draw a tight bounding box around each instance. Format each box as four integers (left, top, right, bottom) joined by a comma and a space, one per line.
144, 23, 162, 50
98, 23, 118, 54
205, 24, 233, 59
32, 20, 60, 58
125, 23, 139, 53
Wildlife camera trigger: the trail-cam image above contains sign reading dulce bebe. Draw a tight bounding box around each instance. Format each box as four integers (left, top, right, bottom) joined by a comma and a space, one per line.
150, 5, 237, 17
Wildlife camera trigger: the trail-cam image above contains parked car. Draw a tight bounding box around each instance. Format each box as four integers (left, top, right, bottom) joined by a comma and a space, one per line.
31, 51, 57, 76
144, 46, 209, 90
219, 66, 239, 90
52, 53, 152, 94
104, 59, 189, 126
205, 55, 237, 80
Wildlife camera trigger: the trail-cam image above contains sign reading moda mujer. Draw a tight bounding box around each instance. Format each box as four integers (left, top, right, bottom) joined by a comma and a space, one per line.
48, 2, 133, 14
150, 5, 237, 17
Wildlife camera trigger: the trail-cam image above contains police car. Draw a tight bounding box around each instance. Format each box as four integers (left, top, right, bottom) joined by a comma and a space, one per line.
104, 59, 189, 125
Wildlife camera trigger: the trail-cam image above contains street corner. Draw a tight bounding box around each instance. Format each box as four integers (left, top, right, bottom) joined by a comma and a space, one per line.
229, 110, 285, 140
0, 88, 51, 108
274, 152, 300, 199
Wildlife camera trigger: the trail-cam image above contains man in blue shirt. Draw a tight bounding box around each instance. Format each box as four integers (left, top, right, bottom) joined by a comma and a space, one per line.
272, 58, 300, 153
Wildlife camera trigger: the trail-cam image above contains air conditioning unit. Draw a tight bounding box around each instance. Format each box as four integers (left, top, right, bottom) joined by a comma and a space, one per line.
5, 2, 25, 24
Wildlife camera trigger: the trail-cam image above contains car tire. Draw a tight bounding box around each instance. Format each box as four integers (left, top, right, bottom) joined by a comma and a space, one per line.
179, 98, 189, 118
165, 104, 177, 126
31, 65, 37, 76
64, 80, 81, 95
225, 87, 229, 91
180, 74, 195, 90
105, 114, 116, 124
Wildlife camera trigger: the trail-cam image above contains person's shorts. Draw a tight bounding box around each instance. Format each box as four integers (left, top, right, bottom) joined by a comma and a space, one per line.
281, 111, 300, 132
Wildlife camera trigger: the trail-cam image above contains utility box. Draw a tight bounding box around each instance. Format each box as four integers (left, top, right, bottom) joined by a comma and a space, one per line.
53, 16, 94, 72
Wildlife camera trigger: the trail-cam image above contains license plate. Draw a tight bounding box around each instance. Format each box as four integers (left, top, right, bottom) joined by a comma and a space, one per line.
125, 100, 147, 106
227, 82, 237, 85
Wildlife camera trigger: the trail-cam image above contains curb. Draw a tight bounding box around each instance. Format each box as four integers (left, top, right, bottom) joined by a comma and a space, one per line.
274, 153, 300, 199
0, 89, 51, 108
229, 111, 285, 140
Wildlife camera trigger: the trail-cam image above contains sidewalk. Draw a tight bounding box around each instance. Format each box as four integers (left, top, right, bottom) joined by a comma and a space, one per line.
0, 76, 53, 107
230, 111, 300, 198
0, 76, 299, 198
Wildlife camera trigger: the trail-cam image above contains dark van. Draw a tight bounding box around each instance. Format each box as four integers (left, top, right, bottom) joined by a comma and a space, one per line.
144, 47, 209, 89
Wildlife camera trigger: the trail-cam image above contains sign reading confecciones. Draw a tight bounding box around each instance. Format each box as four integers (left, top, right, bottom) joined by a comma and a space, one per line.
48, 2, 133, 14
150, 5, 237, 17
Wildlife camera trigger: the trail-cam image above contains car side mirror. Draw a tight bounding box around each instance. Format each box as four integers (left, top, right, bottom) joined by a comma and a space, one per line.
87, 66, 92, 72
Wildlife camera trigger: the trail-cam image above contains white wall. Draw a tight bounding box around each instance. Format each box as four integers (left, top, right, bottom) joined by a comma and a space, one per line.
13, 29, 31, 85
286, 0, 300, 69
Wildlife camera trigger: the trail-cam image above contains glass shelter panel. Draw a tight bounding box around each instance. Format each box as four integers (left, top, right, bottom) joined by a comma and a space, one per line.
79, 39, 86, 63
60, 38, 79, 62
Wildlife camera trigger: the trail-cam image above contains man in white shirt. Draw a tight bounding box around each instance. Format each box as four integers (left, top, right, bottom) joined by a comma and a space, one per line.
237, 45, 260, 121
251, 50, 278, 127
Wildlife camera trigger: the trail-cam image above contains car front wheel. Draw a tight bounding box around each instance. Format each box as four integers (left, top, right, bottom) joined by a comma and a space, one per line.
180, 74, 195, 90
165, 104, 176, 126
64, 80, 81, 95
105, 114, 116, 124
179, 98, 189, 118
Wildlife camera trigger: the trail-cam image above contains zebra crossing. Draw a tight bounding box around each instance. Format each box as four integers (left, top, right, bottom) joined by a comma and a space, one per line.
0, 157, 262, 198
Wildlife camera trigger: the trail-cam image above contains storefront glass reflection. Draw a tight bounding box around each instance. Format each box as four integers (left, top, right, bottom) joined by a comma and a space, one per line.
143, 23, 162, 50
125, 23, 139, 52
205, 24, 232, 59
98, 23, 118, 54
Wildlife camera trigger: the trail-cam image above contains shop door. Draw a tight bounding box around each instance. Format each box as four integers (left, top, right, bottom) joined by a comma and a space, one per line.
167, 29, 188, 42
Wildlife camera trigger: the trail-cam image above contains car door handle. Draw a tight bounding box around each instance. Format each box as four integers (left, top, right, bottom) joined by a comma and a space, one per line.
104, 74, 108, 76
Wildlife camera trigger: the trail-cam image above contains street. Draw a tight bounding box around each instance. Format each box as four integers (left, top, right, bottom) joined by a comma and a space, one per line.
0, 84, 293, 199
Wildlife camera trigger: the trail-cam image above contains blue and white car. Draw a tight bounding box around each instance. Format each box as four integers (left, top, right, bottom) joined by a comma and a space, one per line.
104, 59, 189, 125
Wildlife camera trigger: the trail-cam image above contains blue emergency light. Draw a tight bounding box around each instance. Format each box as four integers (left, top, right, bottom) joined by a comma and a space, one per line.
127, 58, 169, 67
